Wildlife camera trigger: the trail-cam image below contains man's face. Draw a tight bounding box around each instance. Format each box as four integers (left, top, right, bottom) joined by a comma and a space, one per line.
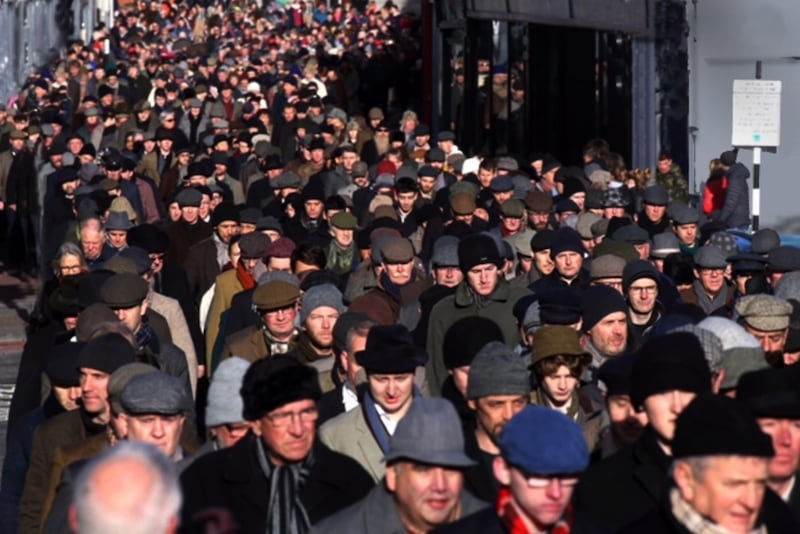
341, 151, 358, 171
675, 223, 698, 246
496, 460, 577, 529
106, 230, 127, 249
81, 230, 104, 260
114, 303, 145, 334
675, 456, 769, 533
493, 190, 514, 205
470, 395, 528, 446
263, 304, 298, 339
304, 199, 323, 219
758, 418, 800, 483
588, 311, 628, 357
643, 390, 697, 444
501, 215, 523, 234
383, 259, 415, 285
158, 138, 173, 153
368, 373, 414, 415
657, 157, 672, 174
627, 278, 658, 315
267, 256, 291, 272
397, 191, 418, 213
744, 325, 788, 358
304, 306, 339, 349
10, 138, 26, 152
200, 196, 211, 219
125, 413, 185, 458
466, 263, 499, 296
533, 250, 555, 276
211, 422, 250, 449
554, 251, 583, 280
433, 265, 463, 288
386, 461, 464, 532
251, 399, 317, 465
478, 168, 495, 188
644, 203, 666, 223
541, 365, 578, 406
79, 368, 110, 415
694, 267, 726, 295
418, 176, 436, 195
216, 221, 240, 244
607, 394, 648, 445
52, 384, 82, 411
181, 206, 199, 224
332, 227, 353, 248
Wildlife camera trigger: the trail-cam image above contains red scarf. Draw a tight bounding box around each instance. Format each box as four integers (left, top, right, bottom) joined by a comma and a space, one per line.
496, 487, 572, 534
235, 261, 257, 291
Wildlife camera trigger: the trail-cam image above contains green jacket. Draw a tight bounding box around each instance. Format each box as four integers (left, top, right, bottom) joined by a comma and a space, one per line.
655, 163, 688, 203
425, 278, 531, 396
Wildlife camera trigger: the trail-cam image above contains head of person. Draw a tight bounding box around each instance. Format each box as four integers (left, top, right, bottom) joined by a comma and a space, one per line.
549, 228, 585, 282
300, 283, 345, 352
693, 245, 729, 297
430, 236, 463, 288
458, 234, 503, 297
622, 260, 661, 317
500, 199, 525, 235
211, 203, 241, 244
589, 253, 625, 294
80, 218, 106, 261
53, 241, 88, 279
530, 326, 590, 408
332, 313, 374, 389
672, 204, 700, 247
735, 295, 793, 362
581, 285, 628, 358
119, 372, 188, 458
238, 231, 270, 277
384, 397, 476, 532
630, 333, 713, 454
174, 188, 203, 225
252, 280, 301, 342
650, 233, 681, 272
466, 342, 530, 451
494, 406, 589, 531
241, 357, 322, 465
657, 151, 673, 174
766, 246, 800, 287
529, 230, 555, 277
671, 394, 774, 533
329, 211, 356, 249
69, 442, 182, 534
356, 324, 419, 419
44, 342, 85, 412
205, 357, 252, 448
76, 333, 137, 421
598, 352, 649, 446
443, 317, 505, 399
380, 237, 416, 286
101, 273, 150, 336
525, 191, 553, 232
264, 237, 296, 272
641, 185, 669, 224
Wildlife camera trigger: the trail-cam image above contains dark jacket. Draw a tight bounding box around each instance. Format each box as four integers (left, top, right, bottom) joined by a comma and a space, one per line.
184, 236, 223, 302
432, 507, 507, 534
179, 434, 374, 533
164, 219, 212, 267
716, 162, 750, 229
571, 426, 672, 532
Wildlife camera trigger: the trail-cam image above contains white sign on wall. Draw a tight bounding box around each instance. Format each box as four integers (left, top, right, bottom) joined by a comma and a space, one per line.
731, 79, 782, 147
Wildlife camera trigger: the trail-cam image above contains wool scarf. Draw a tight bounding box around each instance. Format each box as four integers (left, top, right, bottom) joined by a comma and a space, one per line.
255, 438, 315, 534
236, 260, 257, 291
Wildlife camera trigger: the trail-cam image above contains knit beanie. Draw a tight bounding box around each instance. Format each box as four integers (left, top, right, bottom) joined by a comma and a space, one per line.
443, 316, 505, 369
300, 283, 346, 324
458, 233, 502, 273
549, 227, 585, 259
622, 260, 660, 293
206, 357, 251, 427
467, 341, 531, 400
581, 285, 628, 332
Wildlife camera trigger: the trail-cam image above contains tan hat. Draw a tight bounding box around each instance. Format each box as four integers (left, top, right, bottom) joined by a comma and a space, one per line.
252, 280, 300, 311
576, 212, 602, 240
450, 192, 476, 215
524, 190, 553, 213
374, 205, 398, 221
530, 325, 589, 368
590, 254, 626, 281
735, 295, 793, 332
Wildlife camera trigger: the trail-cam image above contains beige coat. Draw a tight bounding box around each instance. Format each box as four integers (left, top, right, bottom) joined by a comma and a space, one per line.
149, 290, 198, 397
204, 270, 244, 371
318, 406, 385, 483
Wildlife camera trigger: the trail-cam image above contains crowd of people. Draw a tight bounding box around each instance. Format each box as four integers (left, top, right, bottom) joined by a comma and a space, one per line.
0, 0, 799, 533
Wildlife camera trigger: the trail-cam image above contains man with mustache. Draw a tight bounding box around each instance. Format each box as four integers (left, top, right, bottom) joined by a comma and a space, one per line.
735, 294, 793, 367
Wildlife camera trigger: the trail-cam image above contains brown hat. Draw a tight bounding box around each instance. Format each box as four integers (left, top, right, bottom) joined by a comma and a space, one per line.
589, 254, 626, 281
381, 237, 415, 263
374, 205, 398, 221
450, 192, 476, 215
9, 129, 28, 140
530, 325, 589, 368
252, 280, 300, 311
100, 273, 149, 309
525, 190, 553, 213
501, 199, 525, 218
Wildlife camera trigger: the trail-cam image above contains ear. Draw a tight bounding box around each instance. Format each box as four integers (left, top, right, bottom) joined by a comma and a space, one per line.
467, 399, 477, 411
693, 268, 700, 280
69, 504, 79, 533
385, 464, 397, 492
673, 461, 695, 502
249, 420, 262, 436
493, 456, 511, 486
712, 369, 725, 395
340, 351, 351, 372
139, 299, 149, 317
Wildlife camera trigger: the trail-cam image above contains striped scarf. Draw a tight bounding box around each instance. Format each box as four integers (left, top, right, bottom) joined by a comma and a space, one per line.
255, 438, 315, 534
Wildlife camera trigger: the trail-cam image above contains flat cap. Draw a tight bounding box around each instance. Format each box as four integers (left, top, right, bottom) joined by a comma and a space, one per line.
728, 253, 767, 275
500, 199, 525, 218
431, 235, 460, 267
271, 171, 302, 189
108, 363, 158, 415
531, 326, 588, 368
750, 229, 780, 255
576, 212, 602, 240
490, 176, 514, 193
450, 192, 476, 215
330, 211, 357, 230
768, 246, 800, 272
671, 203, 700, 225
252, 280, 301, 311
590, 254, 626, 280
650, 232, 681, 258
736, 294, 793, 332
612, 224, 649, 245
694, 245, 728, 269
642, 185, 669, 206
121, 372, 189, 415
239, 232, 270, 259
381, 237, 415, 263
525, 190, 553, 213
100, 273, 149, 309
175, 187, 202, 207
437, 130, 456, 142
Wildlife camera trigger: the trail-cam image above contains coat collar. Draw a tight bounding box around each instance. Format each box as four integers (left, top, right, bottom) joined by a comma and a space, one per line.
454, 278, 513, 307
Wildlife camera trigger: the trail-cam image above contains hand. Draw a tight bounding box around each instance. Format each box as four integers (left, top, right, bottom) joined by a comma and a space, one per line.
9, 204, 16, 212
0, 201, 4, 210
197, 365, 206, 379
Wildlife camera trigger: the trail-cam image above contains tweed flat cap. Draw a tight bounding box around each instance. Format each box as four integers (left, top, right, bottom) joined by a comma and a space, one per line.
381, 237, 415, 263
431, 236, 460, 267
108, 363, 158, 415
531, 326, 588, 368
239, 232, 270, 259
694, 245, 728, 269
612, 224, 649, 245
671, 203, 700, 225
330, 211, 357, 230
467, 341, 530, 400
736, 294, 793, 332
590, 254, 626, 280
252, 280, 300, 311
576, 212, 602, 240
650, 233, 681, 258
175, 187, 202, 207
642, 185, 669, 206
100, 273, 149, 309
121, 372, 189, 415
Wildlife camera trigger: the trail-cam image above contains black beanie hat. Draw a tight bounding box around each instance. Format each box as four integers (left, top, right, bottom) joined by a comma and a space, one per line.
443, 316, 505, 369
672, 393, 774, 459
75, 333, 137, 375
581, 285, 628, 332
630, 332, 712, 409
622, 260, 660, 293
241, 356, 321, 420
549, 227, 585, 259
458, 233, 502, 273
211, 202, 241, 227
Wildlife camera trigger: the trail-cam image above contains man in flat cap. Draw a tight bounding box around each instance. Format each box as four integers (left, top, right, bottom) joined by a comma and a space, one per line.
320, 325, 422, 482
461, 341, 530, 502
205, 231, 270, 371
671, 202, 701, 255
572, 332, 712, 531
349, 236, 428, 327
326, 211, 359, 276
439, 406, 590, 534
767, 245, 800, 288
427, 234, 531, 396
739, 366, 800, 514
181, 357, 373, 533
312, 397, 486, 533
621, 393, 799, 532
184, 202, 241, 301
164, 186, 212, 266
637, 185, 671, 238
221, 278, 301, 364
736, 294, 794, 366
681, 244, 734, 316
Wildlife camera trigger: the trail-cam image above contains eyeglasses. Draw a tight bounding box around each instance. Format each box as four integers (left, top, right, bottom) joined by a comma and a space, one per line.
264, 407, 318, 428
523, 474, 580, 489
629, 285, 658, 294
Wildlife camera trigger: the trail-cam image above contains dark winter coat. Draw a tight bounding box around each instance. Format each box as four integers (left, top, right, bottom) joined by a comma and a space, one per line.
716, 162, 750, 229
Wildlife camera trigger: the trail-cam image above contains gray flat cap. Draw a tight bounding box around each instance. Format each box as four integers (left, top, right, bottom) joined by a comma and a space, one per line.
467, 341, 531, 400
694, 245, 728, 269
121, 372, 189, 415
